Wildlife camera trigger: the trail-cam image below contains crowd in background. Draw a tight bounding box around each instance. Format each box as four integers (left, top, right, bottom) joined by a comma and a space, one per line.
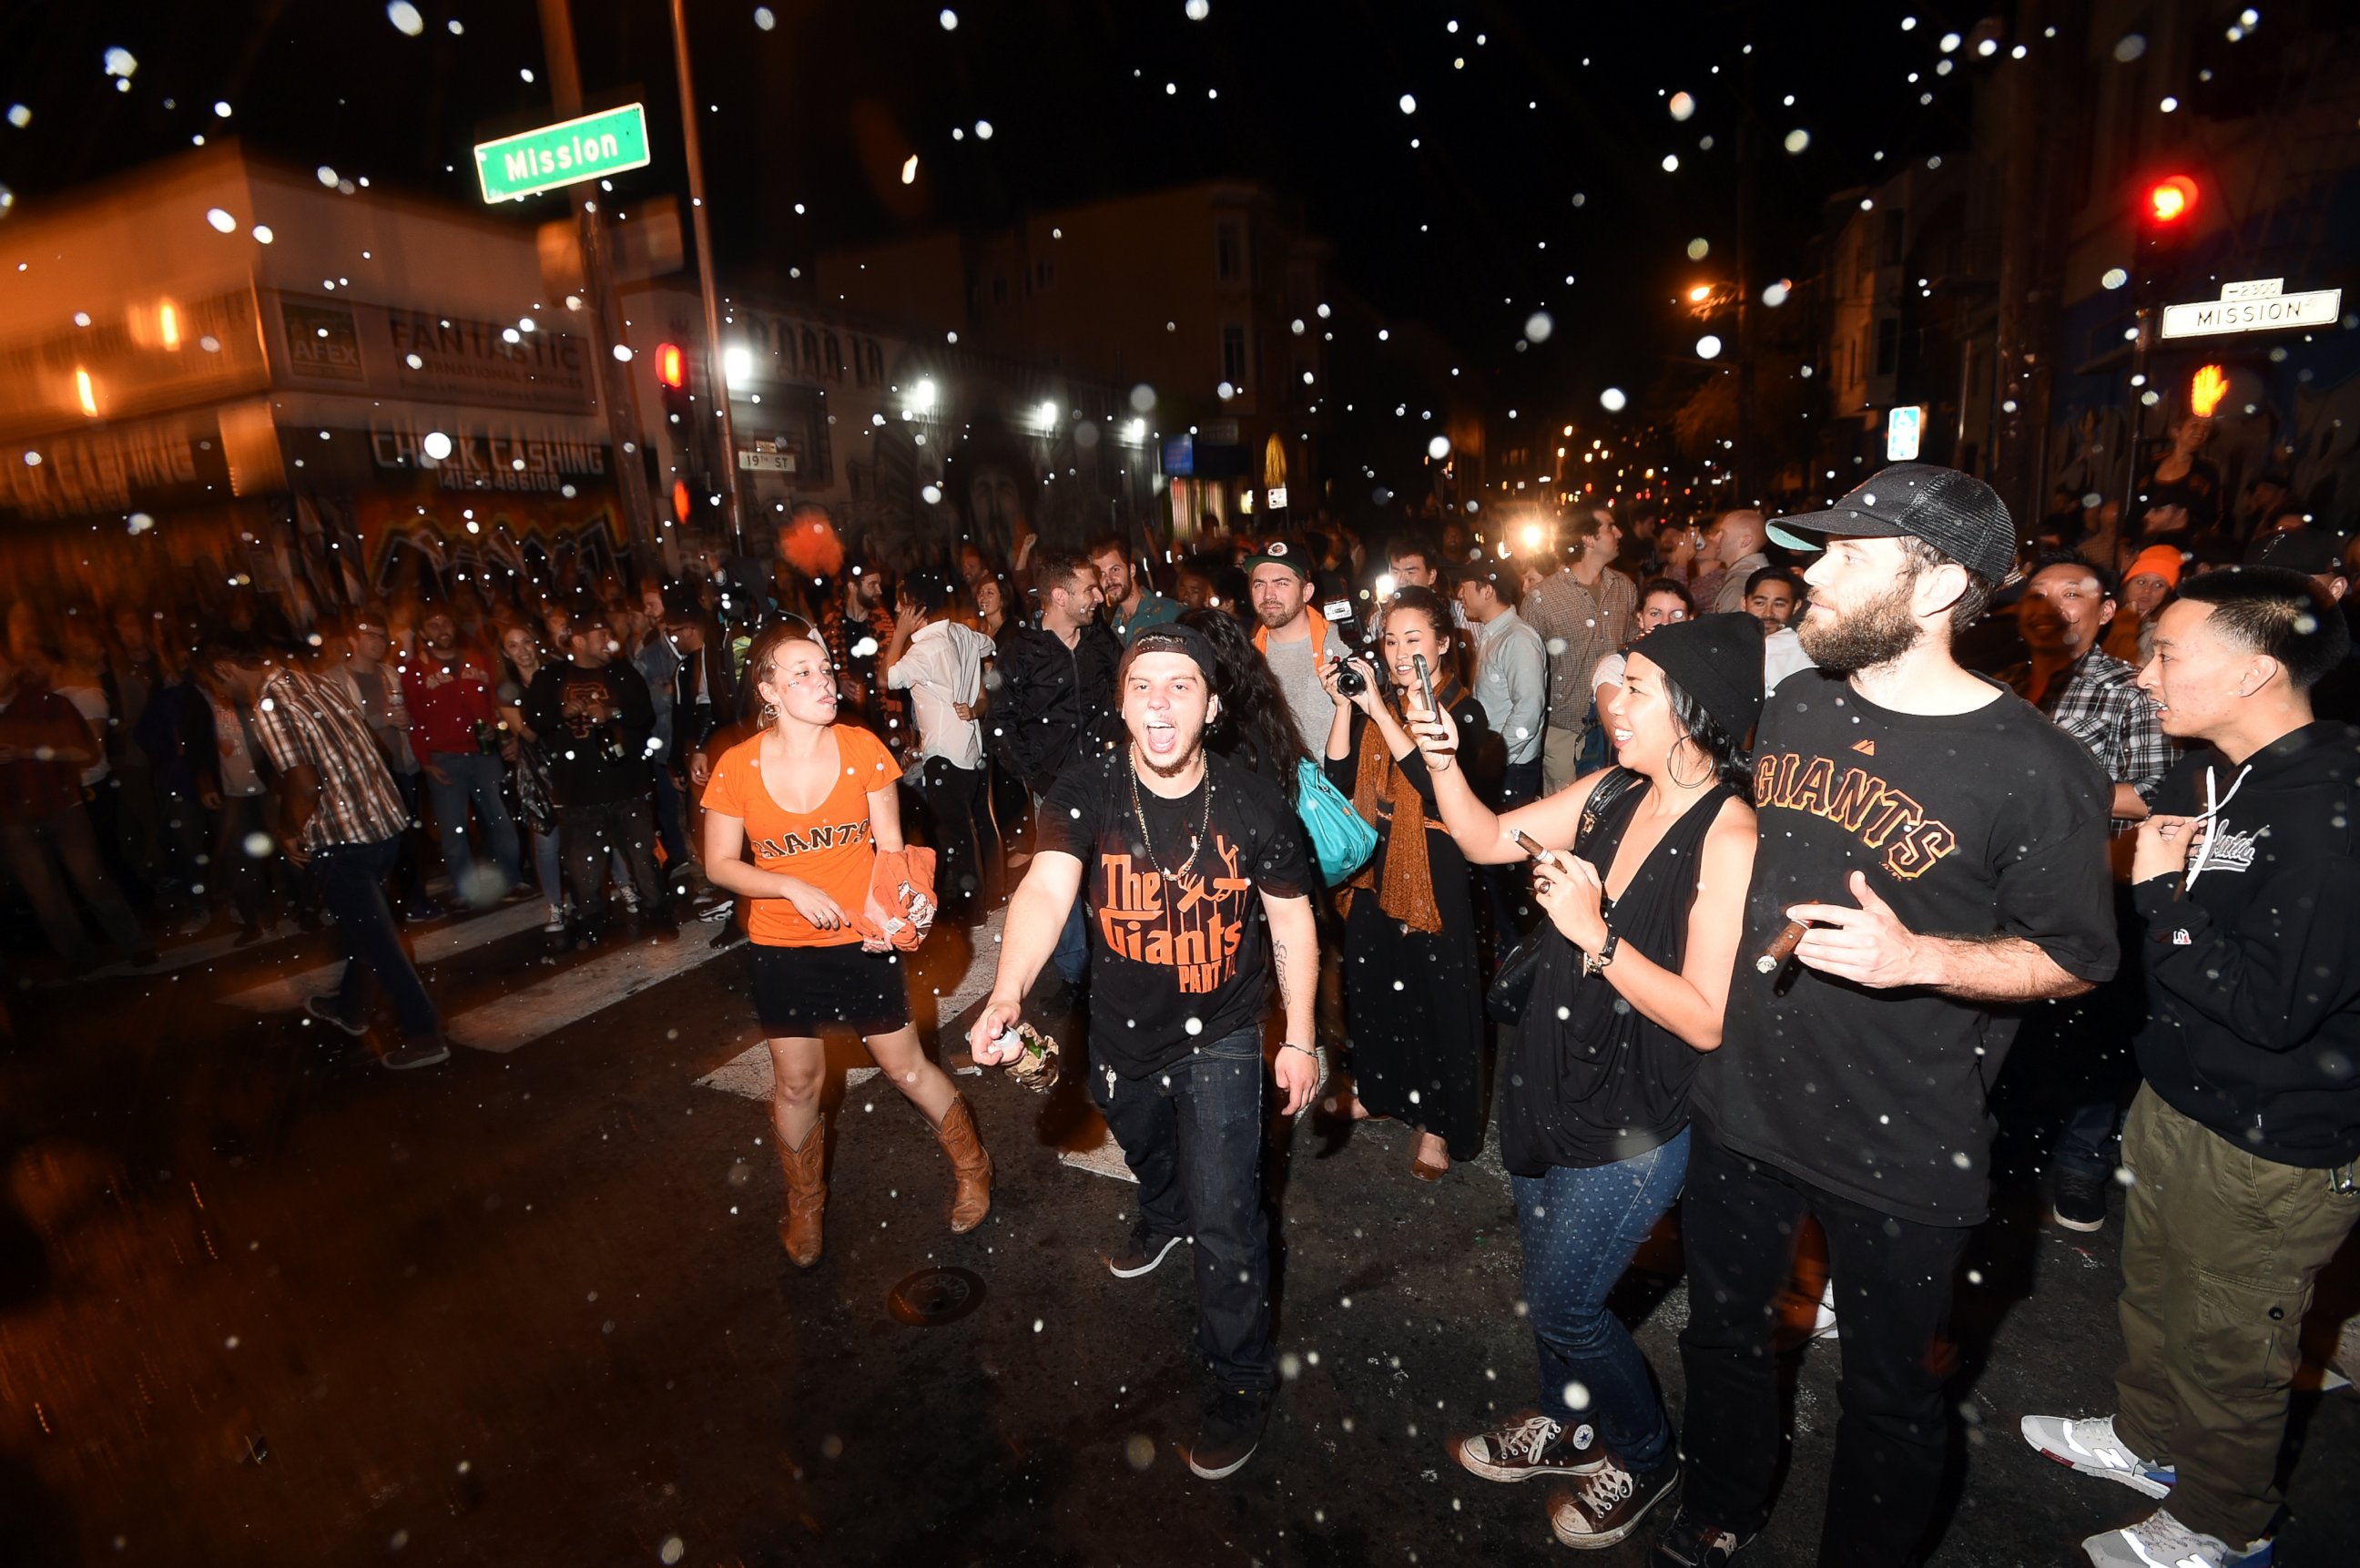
4, 427, 2359, 1561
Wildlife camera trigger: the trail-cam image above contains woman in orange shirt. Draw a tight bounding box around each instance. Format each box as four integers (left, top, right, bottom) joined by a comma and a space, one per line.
700, 617, 992, 1267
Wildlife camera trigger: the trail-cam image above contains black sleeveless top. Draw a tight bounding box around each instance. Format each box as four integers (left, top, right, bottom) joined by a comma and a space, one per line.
1500, 778, 1734, 1176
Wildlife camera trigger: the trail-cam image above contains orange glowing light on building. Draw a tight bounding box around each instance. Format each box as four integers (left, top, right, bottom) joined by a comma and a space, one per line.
75, 368, 97, 417
1688, 283, 1712, 302
2190, 363, 2229, 418
656, 342, 686, 390
158, 301, 181, 350
671, 479, 691, 523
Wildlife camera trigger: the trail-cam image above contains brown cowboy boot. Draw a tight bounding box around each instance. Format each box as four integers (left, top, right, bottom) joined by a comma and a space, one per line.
933, 1095, 993, 1233
776, 1115, 828, 1267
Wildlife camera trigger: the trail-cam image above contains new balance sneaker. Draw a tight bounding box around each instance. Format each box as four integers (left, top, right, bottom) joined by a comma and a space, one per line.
1107, 1231, 1186, 1278
1653, 1507, 1757, 1566
1450, 1412, 1604, 1483
2080, 1509, 2268, 1568
2020, 1412, 2176, 1499
379, 1039, 452, 1071
2052, 1166, 2111, 1232
1186, 1387, 1271, 1480
1551, 1453, 1681, 1549
303, 994, 369, 1038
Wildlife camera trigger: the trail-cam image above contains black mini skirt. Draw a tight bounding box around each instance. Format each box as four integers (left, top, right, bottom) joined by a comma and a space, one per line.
747, 942, 910, 1038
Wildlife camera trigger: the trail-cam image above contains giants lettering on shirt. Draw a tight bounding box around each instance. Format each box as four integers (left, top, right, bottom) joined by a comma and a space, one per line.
1097, 833, 1256, 994
753, 820, 872, 858
1753, 749, 1959, 881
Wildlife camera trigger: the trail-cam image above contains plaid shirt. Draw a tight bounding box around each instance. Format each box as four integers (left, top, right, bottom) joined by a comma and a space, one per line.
1524, 565, 1635, 729
2000, 646, 2175, 825
250, 666, 410, 850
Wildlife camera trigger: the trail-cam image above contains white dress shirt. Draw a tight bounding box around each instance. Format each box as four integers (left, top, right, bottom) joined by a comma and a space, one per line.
885, 619, 996, 770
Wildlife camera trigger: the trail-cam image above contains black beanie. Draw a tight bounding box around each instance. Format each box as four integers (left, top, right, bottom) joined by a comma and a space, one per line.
1630, 612, 1765, 743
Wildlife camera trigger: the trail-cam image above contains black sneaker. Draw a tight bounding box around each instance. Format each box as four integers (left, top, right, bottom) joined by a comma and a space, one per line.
1107, 1232, 1186, 1278
303, 994, 368, 1038
1451, 1412, 1606, 1482
1654, 1507, 1757, 1566
1551, 1453, 1681, 1549
2052, 1165, 2111, 1232
1187, 1388, 1271, 1480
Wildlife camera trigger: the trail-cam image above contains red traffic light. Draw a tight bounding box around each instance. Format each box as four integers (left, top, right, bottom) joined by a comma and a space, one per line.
2146, 175, 2198, 226
656, 342, 686, 390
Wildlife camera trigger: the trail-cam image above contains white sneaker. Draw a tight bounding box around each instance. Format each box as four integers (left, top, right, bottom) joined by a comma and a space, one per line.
543, 904, 565, 934
2081, 1508, 2250, 1568
2021, 1412, 2176, 1499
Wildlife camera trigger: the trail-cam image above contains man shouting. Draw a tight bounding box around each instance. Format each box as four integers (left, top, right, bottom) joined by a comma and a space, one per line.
971, 624, 1319, 1481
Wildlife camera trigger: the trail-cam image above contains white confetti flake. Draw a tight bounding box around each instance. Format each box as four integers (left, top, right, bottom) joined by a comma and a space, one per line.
387, 2, 425, 36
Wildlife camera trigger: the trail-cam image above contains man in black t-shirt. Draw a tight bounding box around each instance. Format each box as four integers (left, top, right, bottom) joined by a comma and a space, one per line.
971, 623, 1318, 1483
1657, 466, 2119, 1568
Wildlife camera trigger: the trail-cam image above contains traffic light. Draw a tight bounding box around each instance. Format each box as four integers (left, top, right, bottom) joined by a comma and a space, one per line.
672, 478, 692, 525
2191, 364, 2228, 418
655, 341, 691, 427
2145, 175, 2198, 228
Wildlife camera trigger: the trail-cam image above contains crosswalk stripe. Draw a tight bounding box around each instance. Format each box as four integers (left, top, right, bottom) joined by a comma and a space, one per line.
448, 931, 738, 1054
223, 901, 550, 1012
61, 918, 306, 984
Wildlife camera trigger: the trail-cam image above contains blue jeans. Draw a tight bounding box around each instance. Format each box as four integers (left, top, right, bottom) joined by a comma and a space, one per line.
424, 751, 522, 901
310, 833, 442, 1046
1087, 1026, 1277, 1390
1513, 1128, 1690, 1471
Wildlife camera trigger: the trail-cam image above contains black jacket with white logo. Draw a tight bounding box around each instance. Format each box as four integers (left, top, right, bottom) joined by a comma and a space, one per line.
2132, 721, 2360, 1166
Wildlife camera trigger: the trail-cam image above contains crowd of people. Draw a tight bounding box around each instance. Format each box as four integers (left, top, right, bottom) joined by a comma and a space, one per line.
4, 443, 2357, 1565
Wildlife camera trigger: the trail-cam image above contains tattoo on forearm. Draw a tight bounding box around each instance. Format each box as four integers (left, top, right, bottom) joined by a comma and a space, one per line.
1272, 940, 1289, 990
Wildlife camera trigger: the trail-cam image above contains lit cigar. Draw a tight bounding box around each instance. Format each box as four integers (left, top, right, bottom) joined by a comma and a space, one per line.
1755, 918, 1811, 973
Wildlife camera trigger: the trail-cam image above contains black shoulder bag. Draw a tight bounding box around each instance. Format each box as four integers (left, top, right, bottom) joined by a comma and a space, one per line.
1485, 767, 1643, 1025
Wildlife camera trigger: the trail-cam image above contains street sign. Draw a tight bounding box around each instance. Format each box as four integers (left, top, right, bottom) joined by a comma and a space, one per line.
1885, 404, 1925, 463
474, 104, 651, 204
2160, 278, 2343, 341
1266, 485, 1289, 509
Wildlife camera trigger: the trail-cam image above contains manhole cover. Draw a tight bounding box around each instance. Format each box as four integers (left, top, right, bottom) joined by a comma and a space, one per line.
887, 1267, 985, 1327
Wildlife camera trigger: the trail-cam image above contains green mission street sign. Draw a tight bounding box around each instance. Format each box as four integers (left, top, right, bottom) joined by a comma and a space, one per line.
473, 104, 651, 204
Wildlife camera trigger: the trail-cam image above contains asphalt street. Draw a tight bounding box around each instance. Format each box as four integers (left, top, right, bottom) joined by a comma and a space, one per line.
2, 901, 2355, 1567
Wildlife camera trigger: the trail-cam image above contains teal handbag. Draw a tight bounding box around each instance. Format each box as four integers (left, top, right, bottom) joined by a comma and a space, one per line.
1296, 757, 1378, 884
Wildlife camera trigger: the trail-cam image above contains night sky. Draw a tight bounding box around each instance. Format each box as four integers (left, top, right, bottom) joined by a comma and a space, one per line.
2, 1, 1989, 422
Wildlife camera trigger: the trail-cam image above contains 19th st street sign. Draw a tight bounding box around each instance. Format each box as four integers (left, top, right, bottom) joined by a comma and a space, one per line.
2160, 277, 2343, 340
473, 104, 651, 204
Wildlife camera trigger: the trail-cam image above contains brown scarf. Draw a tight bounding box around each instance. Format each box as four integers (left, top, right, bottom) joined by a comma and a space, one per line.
1344, 689, 1449, 935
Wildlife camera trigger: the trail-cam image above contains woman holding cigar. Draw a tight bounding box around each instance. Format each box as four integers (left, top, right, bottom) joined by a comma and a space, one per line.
1415, 612, 1764, 1549
699, 618, 992, 1269
1317, 585, 1502, 1180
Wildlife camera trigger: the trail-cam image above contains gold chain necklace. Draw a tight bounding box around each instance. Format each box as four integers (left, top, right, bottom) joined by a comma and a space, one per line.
1129, 748, 1213, 878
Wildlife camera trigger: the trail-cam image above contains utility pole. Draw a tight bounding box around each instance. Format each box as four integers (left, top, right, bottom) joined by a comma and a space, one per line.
1734, 40, 1758, 504
669, 0, 746, 555
534, 0, 661, 574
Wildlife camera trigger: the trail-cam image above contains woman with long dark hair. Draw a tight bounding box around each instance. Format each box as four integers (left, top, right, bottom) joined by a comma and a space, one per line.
1181, 606, 1309, 802
1317, 585, 1503, 1180
1415, 613, 1764, 1549
699, 616, 993, 1268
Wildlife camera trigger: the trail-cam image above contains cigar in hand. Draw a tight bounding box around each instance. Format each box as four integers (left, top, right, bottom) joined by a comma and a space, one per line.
1755, 917, 1811, 974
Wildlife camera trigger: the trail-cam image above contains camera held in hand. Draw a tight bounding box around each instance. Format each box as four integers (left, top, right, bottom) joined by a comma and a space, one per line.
1330, 654, 1366, 697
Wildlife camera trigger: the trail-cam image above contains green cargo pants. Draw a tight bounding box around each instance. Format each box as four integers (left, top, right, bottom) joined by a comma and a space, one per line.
2112, 1084, 2360, 1543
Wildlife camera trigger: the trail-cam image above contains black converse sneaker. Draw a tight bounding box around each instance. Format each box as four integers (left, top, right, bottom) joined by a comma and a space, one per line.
1551, 1453, 1681, 1549
1106, 1230, 1186, 1278
1450, 1412, 1606, 1483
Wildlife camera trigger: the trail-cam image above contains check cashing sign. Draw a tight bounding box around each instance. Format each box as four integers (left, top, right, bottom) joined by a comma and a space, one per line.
2160, 278, 2343, 341
474, 105, 652, 203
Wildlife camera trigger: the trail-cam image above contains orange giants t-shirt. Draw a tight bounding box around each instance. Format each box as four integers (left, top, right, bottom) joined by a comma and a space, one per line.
700, 725, 902, 947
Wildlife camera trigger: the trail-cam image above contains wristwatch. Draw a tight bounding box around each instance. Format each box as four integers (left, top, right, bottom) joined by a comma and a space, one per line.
1584, 926, 1622, 978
